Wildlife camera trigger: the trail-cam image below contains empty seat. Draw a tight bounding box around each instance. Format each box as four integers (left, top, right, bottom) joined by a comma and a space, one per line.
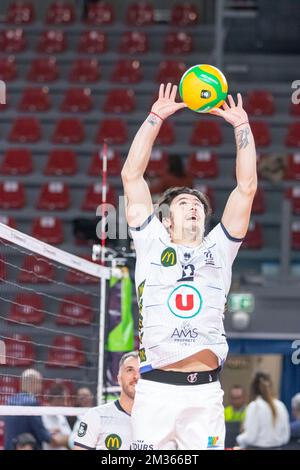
52, 118, 84, 143
82, 183, 116, 211
9, 293, 44, 325
69, 58, 100, 83
18, 87, 51, 112
6, 2, 35, 24
37, 182, 70, 210
0, 28, 26, 53
292, 221, 300, 250
37, 30, 67, 53
46, 1, 75, 24
32, 216, 64, 244
171, 2, 199, 26
187, 151, 218, 178
145, 150, 168, 177
251, 187, 265, 214
242, 220, 263, 249
4, 334, 35, 367
156, 60, 186, 83
78, 30, 107, 53
290, 102, 300, 116
245, 90, 275, 116
9, 117, 41, 142
156, 121, 175, 145
126, 2, 154, 25
57, 295, 93, 325
96, 119, 127, 144
60, 88, 92, 112
19, 255, 55, 283
88, 149, 121, 176
27, 57, 59, 82
285, 122, 300, 147
286, 187, 300, 215
0, 57, 17, 81
164, 31, 193, 54
45, 149, 77, 175
0, 216, 16, 228
0, 181, 25, 209
0, 376, 19, 405
119, 31, 148, 54
1, 148, 32, 175
46, 335, 86, 368
190, 120, 222, 146
285, 153, 300, 180
103, 89, 135, 113
111, 59, 142, 83
250, 121, 271, 147
86, 2, 114, 25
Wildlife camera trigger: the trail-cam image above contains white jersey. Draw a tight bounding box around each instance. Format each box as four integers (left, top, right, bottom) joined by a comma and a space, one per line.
74, 400, 132, 450
130, 214, 243, 372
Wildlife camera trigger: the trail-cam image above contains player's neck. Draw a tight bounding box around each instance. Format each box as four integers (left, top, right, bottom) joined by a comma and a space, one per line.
119, 394, 134, 416
171, 227, 203, 247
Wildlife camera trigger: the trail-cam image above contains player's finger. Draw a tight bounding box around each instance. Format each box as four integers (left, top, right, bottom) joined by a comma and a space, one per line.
159, 83, 164, 99
237, 93, 243, 108
165, 82, 172, 99
175, 102, 188, 110
170, 85, 178, 101
209, 108, 226, 117
227, 94, 235, 108
222, 101, 230, 111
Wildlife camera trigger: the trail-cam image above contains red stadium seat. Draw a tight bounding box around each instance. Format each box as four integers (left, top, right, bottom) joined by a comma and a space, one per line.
119, 31, 148, 54
19, 255, 55, 283
1, 148, 32, 175
0, 181, 25, 209
88, 149, 121, 176
37, 182, 70, 210
81, 183, 116, 211
286, 187, 300, 215
4, 334, 35, 367
9, 293, 44, 325
32, 216, 64, 244
251, 187, 265, 214
171, 3, 199, 26
46, 1, 75, 24
156, 60, 186, 83
27, 57, 59, 82
0, 28, 26, 53
0, 255, 7, 282
292, 221, 300, 250
57, 295, 93, 326
9, 117, 41, 143
96, 119, 128, 144
190, 120, 222, 146
242, 220, 263, 249
52, 118, 84, 143
249, 121, 271, 147
77, 30, 107, 53
245, 90, 275, 116
37, 30, 67, 53
46, 335, 86, 368
86, 2, 114, 25
103, 89, 136, 113
111, 59, 142, 83
0, 376, 19, 405
285, 122, 300, 147
145, 150, 168, 177
0, 216, 16, 228
187, 151, 218, 178
0, 57, 17, 81
197, 185, 215, 212
6, 2, 35, 24
290, 102, 300, 116
18, 87, 51, 112
285, 153, 300, 180
60, 88, 92, 112
45, 149, 77, 175
164, 31, 193, 54
126, 2, 154, 26
69, 58, 100, 83
156, 121, 175, 145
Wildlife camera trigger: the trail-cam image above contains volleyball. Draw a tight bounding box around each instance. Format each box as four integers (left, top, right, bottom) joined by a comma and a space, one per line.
179, 64, 228, 113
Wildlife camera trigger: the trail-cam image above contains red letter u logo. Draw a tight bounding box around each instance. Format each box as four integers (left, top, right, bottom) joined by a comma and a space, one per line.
175, 294, 194, 311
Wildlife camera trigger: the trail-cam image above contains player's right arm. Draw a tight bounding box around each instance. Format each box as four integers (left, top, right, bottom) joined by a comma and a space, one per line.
121, 83, 186, 228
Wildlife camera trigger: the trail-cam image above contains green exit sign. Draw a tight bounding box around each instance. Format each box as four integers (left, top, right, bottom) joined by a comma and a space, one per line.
228, 292, 255, 313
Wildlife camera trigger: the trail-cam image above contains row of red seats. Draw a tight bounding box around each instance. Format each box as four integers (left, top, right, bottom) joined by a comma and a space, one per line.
0, 29, 194, 55
6, 1, 200, 26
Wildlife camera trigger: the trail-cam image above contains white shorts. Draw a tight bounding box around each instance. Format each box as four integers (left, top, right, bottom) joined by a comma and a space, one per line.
131, 378, 225, 450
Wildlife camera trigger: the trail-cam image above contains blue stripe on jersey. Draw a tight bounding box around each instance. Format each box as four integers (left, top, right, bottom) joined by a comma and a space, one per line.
220, 222, 244, 242
128, 212, 155, 231
140, 364, 153, 373
206, 285, 223, 291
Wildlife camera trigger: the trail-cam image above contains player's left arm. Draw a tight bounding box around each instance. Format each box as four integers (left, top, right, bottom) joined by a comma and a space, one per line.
210, 94, 257, 239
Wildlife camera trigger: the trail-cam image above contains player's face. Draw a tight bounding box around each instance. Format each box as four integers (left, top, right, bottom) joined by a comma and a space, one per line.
168, 194, 205, 240
118, 357, 140, 400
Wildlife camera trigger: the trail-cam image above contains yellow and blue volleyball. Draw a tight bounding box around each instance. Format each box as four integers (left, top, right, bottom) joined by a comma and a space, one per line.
179, 64, 228, 113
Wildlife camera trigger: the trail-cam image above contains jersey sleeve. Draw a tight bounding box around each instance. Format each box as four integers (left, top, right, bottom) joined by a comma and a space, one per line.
129, 212, 169, 257
73, 409, 100, 450
206, 222, 244, 268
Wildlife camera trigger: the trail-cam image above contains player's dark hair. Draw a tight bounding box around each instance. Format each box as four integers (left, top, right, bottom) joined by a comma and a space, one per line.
156, 186, 212, 222
118, 351, 139, 370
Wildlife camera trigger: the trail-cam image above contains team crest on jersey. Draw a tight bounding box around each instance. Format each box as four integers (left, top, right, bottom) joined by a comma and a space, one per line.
161, 247, 177, 267
105, 434, 122, 450
167, 284, 202, 319
77, 422, 87, 437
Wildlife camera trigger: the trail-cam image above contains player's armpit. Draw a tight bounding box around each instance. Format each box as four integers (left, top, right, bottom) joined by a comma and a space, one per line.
221, 185, 256, 239
122, 175, 153, 228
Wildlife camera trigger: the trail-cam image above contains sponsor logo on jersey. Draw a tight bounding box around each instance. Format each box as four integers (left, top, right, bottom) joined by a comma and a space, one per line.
167, 284, 202, 319
204, 249, 215, 266
207, 436, 220, 448
77, 422, 87, 437
131, 440, 154, 450
171, 322, 199, 343
105, 434, 122, 450
161, 248, 177, 267
187, 373, 198, 384
139, 348, 147, 362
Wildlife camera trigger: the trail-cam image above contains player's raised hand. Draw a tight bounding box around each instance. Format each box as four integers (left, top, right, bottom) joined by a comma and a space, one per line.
151, 83, 187, 120
209, 94, 249, 128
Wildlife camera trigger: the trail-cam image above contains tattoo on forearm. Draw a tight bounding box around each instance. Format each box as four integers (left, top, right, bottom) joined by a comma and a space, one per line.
147, 115, 159, 126
236, 127, 250, 150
